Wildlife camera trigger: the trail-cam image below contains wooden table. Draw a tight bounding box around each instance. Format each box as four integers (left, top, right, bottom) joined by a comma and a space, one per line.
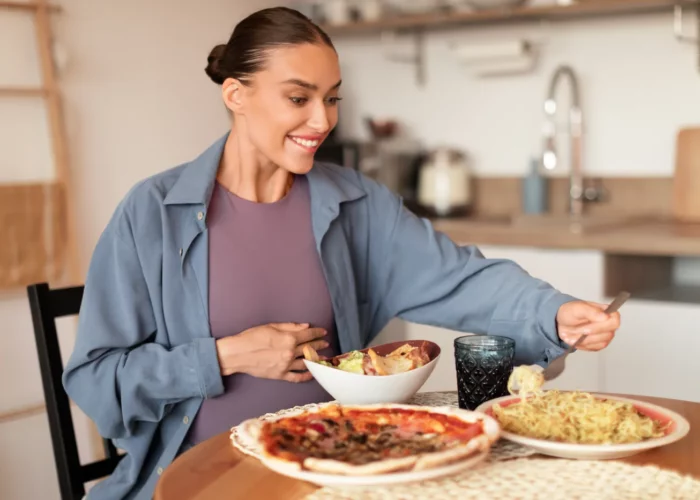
154, 393, 699, 500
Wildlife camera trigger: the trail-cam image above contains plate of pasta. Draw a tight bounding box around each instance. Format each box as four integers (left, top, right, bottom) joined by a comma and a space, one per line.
476, 390, 690, 460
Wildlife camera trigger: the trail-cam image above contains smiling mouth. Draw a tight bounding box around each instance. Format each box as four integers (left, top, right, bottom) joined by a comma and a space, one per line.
288, 136, 322, 152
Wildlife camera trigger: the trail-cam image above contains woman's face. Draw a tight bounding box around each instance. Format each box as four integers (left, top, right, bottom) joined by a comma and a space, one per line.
228, 43, 342, 174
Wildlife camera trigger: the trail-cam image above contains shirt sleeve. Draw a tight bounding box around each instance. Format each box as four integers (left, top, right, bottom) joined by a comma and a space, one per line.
62, 210, 224, 440
365, 179, 577, 366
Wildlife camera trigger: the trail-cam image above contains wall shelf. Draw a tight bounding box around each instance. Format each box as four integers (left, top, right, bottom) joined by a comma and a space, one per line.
321, 0, 698, 35
0, 1, 60, 12
320, 0, 699, 85
0, 86, 48, 97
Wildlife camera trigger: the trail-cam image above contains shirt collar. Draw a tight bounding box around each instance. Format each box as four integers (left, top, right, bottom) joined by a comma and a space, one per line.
163, 131, 366, 209
163, 133, 227, 206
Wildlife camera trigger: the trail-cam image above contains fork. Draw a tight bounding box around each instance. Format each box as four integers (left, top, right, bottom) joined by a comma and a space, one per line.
541, 290, 631, 382
509, 291, 630, 393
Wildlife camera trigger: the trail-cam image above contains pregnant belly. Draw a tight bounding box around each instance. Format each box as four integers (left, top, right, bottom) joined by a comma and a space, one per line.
187, 373, 334, 444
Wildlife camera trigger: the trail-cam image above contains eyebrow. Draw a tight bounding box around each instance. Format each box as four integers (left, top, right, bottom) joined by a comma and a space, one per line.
282, 78, 342, 91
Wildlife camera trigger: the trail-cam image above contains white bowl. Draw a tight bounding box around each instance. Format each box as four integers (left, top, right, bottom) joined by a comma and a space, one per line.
476, 392, 691, 460
303, 340, 441, 405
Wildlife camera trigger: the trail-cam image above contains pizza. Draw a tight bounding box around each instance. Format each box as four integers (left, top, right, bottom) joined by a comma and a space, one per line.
235, 403, 500, 476
303, 342, 432, 376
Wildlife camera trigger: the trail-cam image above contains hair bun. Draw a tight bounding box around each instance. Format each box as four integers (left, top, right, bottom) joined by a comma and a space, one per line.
205, 44, 227, 85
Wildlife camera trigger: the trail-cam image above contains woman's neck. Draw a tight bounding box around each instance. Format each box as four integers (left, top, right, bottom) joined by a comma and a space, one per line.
216, 128, 293, 203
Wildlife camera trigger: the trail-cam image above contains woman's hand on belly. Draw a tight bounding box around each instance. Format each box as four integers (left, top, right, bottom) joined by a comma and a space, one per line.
215, 323, 328, 383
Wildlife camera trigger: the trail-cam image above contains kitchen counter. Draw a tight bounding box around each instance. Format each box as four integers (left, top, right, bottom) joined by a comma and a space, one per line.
431, 216, 700, 257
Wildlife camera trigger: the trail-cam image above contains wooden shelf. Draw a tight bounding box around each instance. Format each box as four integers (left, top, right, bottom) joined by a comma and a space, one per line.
0, 86, 48, 97
322, 0, 697, 35
0, 1, 60, 12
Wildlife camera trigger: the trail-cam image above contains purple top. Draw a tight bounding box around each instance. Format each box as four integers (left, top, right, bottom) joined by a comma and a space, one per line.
186, 175, 339, 444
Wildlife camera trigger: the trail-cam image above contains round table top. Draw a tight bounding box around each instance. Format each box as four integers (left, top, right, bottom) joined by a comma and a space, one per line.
154, 393, 700, 500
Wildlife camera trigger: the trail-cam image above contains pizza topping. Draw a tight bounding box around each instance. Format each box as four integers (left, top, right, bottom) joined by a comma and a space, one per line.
307, 421, 328, 435
260, 405, 485, 467
322, 418, 339, 428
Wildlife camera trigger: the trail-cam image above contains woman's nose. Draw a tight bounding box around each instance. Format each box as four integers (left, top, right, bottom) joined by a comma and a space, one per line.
308, 102, 331, 133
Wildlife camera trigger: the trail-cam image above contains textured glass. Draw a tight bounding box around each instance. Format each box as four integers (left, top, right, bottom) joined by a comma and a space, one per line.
454, 335, 515, 410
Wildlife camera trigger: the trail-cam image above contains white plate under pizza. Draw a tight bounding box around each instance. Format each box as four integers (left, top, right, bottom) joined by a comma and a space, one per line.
232, 402, 500, 487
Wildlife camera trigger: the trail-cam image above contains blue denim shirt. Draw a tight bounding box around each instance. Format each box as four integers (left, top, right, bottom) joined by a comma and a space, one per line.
63, 132, 575, 499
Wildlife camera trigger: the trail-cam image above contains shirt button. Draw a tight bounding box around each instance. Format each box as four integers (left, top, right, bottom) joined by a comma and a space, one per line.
183, 416, 189, 424
157, 467, 164, 475
197, 211, 204, 220
178, 248, 183, 257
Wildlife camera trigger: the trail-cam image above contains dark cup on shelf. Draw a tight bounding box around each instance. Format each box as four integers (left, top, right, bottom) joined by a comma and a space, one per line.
454, 335, 515, 411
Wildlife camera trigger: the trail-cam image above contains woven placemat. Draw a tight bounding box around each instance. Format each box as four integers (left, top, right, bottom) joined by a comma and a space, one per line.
229, 391, 536, 462
304, 458, 700, 500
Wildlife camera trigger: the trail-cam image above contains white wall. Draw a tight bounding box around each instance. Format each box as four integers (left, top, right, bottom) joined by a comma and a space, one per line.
334, 10, 700, 177
0, 1, 277, 499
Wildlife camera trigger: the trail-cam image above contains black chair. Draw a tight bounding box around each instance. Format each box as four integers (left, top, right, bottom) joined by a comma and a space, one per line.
27, 282, 124, 500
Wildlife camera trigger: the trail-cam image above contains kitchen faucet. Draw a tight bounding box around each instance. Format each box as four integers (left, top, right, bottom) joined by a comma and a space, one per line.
541, 65, 590, 218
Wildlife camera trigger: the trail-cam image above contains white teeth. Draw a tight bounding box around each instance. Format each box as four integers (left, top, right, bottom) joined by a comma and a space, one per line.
290, 137, 319, 148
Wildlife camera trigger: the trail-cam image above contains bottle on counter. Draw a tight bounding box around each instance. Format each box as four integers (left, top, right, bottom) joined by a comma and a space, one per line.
522, 157, 548, 214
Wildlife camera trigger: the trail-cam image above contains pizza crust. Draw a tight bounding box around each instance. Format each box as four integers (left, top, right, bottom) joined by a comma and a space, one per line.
413, 434, 490, 471
234, 418, 263, 453
303, 455, 419, 475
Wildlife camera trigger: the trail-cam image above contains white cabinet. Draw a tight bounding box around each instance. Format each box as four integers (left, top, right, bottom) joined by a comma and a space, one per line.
373, 245, 606, 394
476, 245, 604, 301
601, 299, 700, 403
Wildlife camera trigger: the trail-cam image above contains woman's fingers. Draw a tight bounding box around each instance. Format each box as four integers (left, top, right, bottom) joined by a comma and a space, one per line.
567, 313, 620, 336
575, 336, 613, 351
560, 331, 614, 351
288, 358, 309, 371
283, 370, 314, 383
295, 339, 329, 359
579, 341, 611, 352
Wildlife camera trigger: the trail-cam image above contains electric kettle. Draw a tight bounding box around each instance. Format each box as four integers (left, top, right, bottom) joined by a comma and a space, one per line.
416, 148, 472, 217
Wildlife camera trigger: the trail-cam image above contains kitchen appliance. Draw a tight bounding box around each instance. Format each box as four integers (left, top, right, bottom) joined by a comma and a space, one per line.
416, 148, 473, 217
315, 126, 362, 171
315, 139, 361, 171
360, 136, 425, 207
672, 126, 700, 222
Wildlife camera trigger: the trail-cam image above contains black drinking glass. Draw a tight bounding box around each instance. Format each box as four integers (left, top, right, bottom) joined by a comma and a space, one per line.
454, 335, 515, 410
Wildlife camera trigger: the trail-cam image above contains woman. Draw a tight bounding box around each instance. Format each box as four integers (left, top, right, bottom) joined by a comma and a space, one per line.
63, 7, 620, 500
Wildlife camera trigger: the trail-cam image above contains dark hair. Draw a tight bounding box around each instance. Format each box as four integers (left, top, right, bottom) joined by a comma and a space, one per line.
205, 7, 335, 85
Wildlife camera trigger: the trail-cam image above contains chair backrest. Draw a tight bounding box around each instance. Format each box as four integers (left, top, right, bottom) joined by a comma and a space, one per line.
27, 282, 124, 500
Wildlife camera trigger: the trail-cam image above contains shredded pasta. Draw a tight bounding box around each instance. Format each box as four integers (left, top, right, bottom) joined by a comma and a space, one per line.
492, 390, 669, 444
507, 365, 545, 396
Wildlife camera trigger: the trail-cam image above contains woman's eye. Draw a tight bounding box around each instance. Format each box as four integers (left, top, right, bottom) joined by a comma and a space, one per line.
289, 96, 307, 105
326, 97, 343, 106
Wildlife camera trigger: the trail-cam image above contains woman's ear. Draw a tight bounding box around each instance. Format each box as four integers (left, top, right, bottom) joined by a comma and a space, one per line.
222, 78, 245, 114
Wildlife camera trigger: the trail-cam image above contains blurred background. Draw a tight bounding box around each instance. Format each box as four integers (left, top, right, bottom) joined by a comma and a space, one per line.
1, 0, 699, 498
